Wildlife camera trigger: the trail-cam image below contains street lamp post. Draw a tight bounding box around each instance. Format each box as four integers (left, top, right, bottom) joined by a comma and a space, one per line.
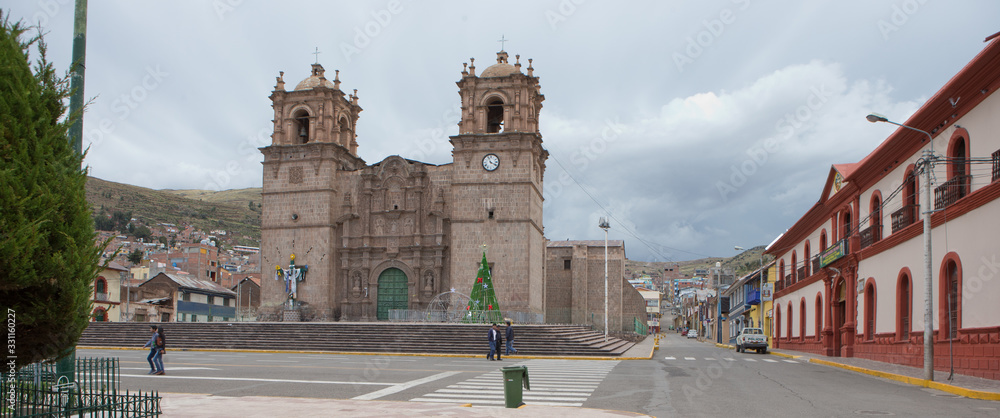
715, 261, 722, 343
599, 217, 610, 342
867, 113, 935, 381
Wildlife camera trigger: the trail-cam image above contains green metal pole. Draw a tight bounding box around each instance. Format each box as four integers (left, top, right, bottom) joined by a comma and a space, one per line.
57, 0, 87, 387
68, 0, 88, 156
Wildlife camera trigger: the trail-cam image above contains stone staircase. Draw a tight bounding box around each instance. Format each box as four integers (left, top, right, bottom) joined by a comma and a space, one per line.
78, 322, 635, 357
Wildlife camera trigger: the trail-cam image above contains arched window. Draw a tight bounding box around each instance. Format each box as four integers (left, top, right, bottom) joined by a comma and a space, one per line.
868, 192, 883, 246
897, 270, 911, 340
940, 255, 962, 340
804, 241, 811, 277
791, 251, 798, 283
820, 229, 828, 252
864, 281, 876, 341
815, 293, 823, 341
895, 167, 918, 233
799, 298, 806, 341
486, 98, 504, 133
92, 307, 107, 322
339, 116, 352, 148
775, 305, 783, 340
293, 109, 310, 144
787, 302, 794, 340
943, 131, 970, 206
95, 276, 107, 301
841, 208, 852, 242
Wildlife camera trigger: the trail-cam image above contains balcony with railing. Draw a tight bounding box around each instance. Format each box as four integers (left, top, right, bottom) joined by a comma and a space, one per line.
891, 204, 918, 233
992, 149, 1000, 182
811, 256, 821, 275
934, 174, 970, 210
95, 292, 109, 301
747, 290, 761, 305
859, 224, 882, 249
796, 267, 806, 283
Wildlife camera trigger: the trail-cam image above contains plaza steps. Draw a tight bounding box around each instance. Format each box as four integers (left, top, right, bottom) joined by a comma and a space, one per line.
78, 322, 635, 357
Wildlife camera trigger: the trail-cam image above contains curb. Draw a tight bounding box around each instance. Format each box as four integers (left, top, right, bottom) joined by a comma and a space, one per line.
769, 351, 800, 359
809, 358, 1000, 401
77, 346, 652, 361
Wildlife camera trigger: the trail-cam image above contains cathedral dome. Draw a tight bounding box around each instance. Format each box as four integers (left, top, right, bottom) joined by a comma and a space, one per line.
480, 51, 522, 78
481, 62, 520, 78
294, 63, 337, 90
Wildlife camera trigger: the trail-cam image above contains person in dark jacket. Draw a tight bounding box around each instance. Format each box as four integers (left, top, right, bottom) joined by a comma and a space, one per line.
143, 325, 159, 374
153, 326, 166, 375
505, 321, 518, 355
495, 324, 503, 361
487, 323, 498, 360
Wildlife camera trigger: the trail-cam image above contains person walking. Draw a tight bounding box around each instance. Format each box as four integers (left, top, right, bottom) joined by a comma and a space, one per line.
153, 326, 166, 375
495, 324, 503, 361
487, 323, 498, 361
505, 321, 518, 355
143, 325, 160, 374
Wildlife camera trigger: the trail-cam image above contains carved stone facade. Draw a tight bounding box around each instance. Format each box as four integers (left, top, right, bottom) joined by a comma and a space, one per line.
260, 53, 549, 321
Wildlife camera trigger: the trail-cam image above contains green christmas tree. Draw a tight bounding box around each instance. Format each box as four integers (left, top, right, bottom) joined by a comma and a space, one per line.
464, 251, 503, 324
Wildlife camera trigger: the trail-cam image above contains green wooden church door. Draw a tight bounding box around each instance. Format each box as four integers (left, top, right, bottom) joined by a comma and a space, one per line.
377, 268, 408, 320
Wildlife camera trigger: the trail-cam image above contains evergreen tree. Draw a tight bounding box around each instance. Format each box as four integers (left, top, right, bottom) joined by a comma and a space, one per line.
464, 252, 503, 323
0, 12, 105, 368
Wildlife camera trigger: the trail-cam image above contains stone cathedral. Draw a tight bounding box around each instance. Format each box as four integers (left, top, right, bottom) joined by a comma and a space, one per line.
260, 51, 548, 321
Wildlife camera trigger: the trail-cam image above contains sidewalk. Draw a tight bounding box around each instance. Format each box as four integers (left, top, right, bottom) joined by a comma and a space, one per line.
151, 337, 657, 417
713, 341, 1000, 401
159, 393, 652, 417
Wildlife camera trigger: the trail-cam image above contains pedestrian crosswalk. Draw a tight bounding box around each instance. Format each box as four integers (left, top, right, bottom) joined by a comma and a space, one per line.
410, 359, 619, 407
663, 356, 800, 364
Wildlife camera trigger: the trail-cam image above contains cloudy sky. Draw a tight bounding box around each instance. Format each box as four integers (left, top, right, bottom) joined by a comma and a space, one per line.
6, 1, 999, 262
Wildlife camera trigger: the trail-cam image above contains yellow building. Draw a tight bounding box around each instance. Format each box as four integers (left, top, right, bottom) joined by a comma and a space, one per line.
92, 261, 129, 321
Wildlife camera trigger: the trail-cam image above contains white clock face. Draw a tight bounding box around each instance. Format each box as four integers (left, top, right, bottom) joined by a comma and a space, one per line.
482, 154, 500, 171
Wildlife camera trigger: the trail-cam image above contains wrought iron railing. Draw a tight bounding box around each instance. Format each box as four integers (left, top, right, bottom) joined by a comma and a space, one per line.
992, 149, 1000, 182
891, 204, 918, 233
388, 309, 544, 324
934, 174, 970, 210
812, 256, 821, 275
859, 224, 882, 249
1, 357, 161, 417
796, 267, 805, 283
95, 292, 109, 301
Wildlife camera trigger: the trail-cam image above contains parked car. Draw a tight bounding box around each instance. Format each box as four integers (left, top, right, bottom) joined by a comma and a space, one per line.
686, 329, 698, 339
735, 327, 768, 353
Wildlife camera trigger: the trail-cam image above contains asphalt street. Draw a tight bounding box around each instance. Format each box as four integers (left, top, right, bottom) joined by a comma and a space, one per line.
80, 335, 1000, 416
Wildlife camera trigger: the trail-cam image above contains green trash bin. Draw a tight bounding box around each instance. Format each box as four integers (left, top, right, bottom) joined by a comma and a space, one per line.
501, 365, 530, 408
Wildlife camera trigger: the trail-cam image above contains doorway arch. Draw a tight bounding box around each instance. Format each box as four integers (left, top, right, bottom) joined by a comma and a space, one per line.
376, 268, 409, 320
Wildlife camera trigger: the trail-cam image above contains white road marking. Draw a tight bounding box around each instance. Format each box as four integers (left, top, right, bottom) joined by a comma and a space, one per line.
744, 358, 757, 362
120, 374, 391, 385
352, 372, 460, 400
782, 360, 798, 363
255, 360, 298, 363
684, 357, 696, 360
121, 367, 218, 371
763, 359, 778, 363
664, 356, 676, 360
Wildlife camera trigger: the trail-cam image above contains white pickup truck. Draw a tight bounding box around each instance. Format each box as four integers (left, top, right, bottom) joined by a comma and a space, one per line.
735, 328, 768, 354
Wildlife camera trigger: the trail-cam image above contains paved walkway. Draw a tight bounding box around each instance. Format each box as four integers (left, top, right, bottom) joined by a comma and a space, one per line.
154, 336, 657, 417
159, 392, 652, 417
712, 340, 1000, 401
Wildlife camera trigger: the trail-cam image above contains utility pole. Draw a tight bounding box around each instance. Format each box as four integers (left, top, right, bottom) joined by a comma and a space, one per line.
68, 0, 88, 156
867, 113, 936, 381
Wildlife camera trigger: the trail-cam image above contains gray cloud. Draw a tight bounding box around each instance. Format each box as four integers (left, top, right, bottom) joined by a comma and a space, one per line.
5, 0, 996, 260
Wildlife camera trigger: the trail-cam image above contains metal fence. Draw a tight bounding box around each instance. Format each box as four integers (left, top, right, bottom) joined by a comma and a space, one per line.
1, 357, 161, 417
388, 309, 544, 324
634, 317, 648, 336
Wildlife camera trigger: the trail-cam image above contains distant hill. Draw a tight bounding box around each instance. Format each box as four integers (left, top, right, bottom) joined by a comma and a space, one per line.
626, 246, 771, 279
85, 177, 262, 245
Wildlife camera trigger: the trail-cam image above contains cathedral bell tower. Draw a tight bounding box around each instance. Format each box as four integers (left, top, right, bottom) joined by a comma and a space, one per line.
449, 51, 548, 315
259, 63, 366, 319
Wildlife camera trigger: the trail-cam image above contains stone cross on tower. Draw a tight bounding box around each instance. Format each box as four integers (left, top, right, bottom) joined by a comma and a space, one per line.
312, 47, 321, 64
497, 35, 507, 51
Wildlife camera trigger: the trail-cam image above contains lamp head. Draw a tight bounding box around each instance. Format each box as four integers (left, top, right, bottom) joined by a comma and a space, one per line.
866, 113, 888, 123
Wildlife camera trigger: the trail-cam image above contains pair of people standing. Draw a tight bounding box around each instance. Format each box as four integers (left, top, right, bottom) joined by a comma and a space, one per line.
487, 321, 518, 360
144, 325, 166, 375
